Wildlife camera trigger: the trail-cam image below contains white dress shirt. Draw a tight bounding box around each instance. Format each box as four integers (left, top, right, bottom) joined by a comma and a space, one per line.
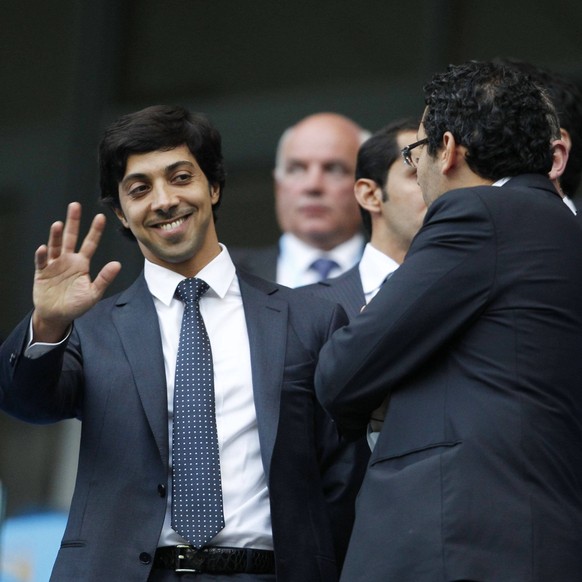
358, 243, 400, 305
563, 195, 577, 214
277, 232, 365, 288
144, 246, 273, 549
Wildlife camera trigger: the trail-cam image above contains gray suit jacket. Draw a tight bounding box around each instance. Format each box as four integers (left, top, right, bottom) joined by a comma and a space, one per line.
0, 270, 354, 581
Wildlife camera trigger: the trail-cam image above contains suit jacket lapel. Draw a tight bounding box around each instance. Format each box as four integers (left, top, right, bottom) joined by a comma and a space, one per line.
238, 273, 287, 478
112, 273, 169, 466
109, 271, 289, 475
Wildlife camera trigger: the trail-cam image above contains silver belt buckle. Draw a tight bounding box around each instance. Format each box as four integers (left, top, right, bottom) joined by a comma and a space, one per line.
174, 544, 199, 573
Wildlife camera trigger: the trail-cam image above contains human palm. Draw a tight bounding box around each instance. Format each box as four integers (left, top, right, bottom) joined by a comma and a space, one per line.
32, 202, 121, 341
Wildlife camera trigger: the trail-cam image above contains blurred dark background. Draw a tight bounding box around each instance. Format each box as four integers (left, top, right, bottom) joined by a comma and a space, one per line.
1, 0, 581, 516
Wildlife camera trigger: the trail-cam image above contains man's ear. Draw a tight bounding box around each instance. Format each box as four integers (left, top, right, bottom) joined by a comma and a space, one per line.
441, 131, 459, 174
114, 207, 129, 228
560, 128, 572, 153
354, 179, 382, 214
549, 139, 569, 181
210, 184, 221, 205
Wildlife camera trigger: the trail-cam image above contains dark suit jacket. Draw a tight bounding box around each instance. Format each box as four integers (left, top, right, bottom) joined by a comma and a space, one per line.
0, 270, 354, 581
296, 269, 372, 560
229, 244, 279, 282
301, 265, 366, 321
315, 175, 582, 581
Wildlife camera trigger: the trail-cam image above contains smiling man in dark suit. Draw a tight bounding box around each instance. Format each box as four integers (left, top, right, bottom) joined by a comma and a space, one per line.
0, 105, 358, 581
315, 61, 582, 581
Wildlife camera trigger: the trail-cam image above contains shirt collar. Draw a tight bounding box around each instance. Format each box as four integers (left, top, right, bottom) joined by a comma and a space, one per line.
144, 243, 236, 305
279, 232, 365, 273
358, 243, 400, 295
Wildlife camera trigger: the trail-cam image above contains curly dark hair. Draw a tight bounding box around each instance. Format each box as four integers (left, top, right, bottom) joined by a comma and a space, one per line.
99, 105, 226, 239
422, 61, 559, 181
494, 58, 582, 198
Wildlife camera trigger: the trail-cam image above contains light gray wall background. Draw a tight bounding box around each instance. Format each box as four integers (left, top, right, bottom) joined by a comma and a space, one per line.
2, 0, 581, 515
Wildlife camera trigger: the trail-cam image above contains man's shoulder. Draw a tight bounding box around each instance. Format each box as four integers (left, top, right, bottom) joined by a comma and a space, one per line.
239, 269, 341, 311
426, 183, 502, 222
295, 266, 363, 320
302, 265, 361, 291
229, 244, 279, 280
238, 269, 349, 338
299, 265, 361, 300
439, 174, 558, 208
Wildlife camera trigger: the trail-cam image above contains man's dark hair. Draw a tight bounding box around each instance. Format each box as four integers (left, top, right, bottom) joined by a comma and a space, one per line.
356, 118, 419, 235
423, 61, 559, 181
494, 58, 582, 198
99, 105, 226, 238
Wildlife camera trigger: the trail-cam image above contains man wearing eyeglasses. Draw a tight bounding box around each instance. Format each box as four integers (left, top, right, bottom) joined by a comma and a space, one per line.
315, 61, 582, 581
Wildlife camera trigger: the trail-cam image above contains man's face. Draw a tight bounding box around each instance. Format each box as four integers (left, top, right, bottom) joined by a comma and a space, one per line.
115, 144, 221, 275
274, 115, 362, 250
381, 130, 427, 247
414, 120, 445, 207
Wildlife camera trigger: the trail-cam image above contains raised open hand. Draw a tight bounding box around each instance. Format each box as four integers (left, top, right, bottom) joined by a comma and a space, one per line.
32, 202, 122, 342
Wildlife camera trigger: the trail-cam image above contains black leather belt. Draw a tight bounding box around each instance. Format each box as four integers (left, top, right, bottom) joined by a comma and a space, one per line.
153, 545, 276, 574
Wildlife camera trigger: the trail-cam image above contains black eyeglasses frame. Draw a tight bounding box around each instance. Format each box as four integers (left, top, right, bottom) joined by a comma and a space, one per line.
401, 138, 428, 168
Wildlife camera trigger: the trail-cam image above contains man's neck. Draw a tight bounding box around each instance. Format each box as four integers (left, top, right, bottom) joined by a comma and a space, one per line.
369, 235, 406, 265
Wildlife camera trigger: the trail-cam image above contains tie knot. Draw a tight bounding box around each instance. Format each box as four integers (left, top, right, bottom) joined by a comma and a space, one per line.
310, 257, 339, 281
175, 277, 209, 305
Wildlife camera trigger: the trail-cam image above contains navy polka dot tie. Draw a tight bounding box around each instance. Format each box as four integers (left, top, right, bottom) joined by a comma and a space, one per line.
172, 277, 224, 548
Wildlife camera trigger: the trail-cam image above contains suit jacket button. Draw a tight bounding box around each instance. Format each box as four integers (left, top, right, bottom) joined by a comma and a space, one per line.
9, 353, 17, 366
157, 484, 166, 497
139, 552, 151, 564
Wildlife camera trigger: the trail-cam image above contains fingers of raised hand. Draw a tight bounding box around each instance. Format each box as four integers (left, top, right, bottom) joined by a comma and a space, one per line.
44, 203, 106, 263
34, 245, 49, 271
61, 202, 83, 254
47, 221, 64, 262
78, 213, 107, 260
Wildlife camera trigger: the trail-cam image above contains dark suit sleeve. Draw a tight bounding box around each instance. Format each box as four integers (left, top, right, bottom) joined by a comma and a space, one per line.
307, 300, 370, 568
315, 189, 496, 437
315, 403, 370, 567
0, 314, 82, 423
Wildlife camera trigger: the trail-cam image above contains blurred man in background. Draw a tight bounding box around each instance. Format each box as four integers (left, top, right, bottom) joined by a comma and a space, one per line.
231, 113, 369, 286
303, 118, 425, 319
